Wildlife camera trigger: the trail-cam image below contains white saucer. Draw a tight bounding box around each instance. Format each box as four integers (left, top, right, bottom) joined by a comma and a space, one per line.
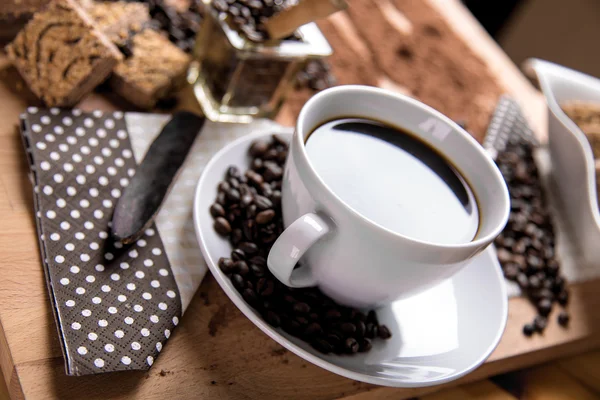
193, 130, 508, 388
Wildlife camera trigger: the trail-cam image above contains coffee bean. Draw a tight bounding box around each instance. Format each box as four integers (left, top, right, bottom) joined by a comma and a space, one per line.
359, 338, 372, 352
249, 141, 269, 157
529, 275, 541, 289
256, 278, 274, 296
256, 209, 275, 224
245, 170, 264, 187
250, 264, 265, 278
312, 339, 333, 354
242, 288, 258, 305
265, 310, 280, 327
537, 298, 552, 317
218, 257, 235, 274
214, 217, 232, 236
227, 166, 241, 178
249, 255, 266, 266
263, 161, 283, 181
557, 311, 570, 327
242, 220, 255, 241
355, 321, 366, 338
523, 323, 535, 337
378, 325, 392, 339
226, 188, 241, 202
231, 248, 246, 261
503, 264, 519, 280
534, 316, 547, 333
231, 274, 245, 291
296, 316, 309, 326
252, 158, 263, 171
218, 181, 231, 193
231, 229, 243, 246
210, 203, 226, 218
304, 322, 323, 336
217, 191, 227, 205
241, 194, 254, 207
239, 242, 259, 254
497, 248, 512, 264
255, 195, 273, 210
340, 322, 356, 336
517, 273, 529, 289
294, 302, 310, 314
345, 338, 359, 354
558, 290, 569, 306
325, 309, 342, 321
232, 261, 248, 276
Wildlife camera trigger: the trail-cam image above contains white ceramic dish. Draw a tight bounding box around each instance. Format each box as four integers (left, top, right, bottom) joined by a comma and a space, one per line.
193, 130, 508, 387
525, 58, 600, 266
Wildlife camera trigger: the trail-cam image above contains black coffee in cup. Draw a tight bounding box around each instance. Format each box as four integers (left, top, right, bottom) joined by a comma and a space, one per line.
305, 118, 480, 244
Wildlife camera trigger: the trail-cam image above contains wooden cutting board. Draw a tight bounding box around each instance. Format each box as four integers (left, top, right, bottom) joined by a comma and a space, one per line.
2, 1, 600, 399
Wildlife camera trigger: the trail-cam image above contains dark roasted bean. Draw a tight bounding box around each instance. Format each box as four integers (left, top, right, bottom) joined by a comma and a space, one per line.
214, 217, 232, 236
304, 322, 323, 336
523, 323, 535, 337
255, 195, 273, 210
263, 161, 283, 181
249, 255, 266, 266
265, 310, 280, 327
378, 325, 392, 339
228, 177, 240, 189
231, 274, 245, 291
227, 166, 240, 178
226, 188, 241, 202
293, 302, 310, 314
557, 311, 570, 327
340, 322, 356, 336
249, 141, 269, 157
517, 273, 529, 289
312, 339, 332, 354
534, 316, 547, 333
251, 263, 265, 278
242, 288, 258, 305
218, 257, 235, 274
557, 290, 569, 306
252, 158, 263, 171
256, 278, 274, 296
217, 191, 227, 205
256, 209, 275, 224
231, 228, 243, 245
537, 298, 552, 317
241, 194, 254, 207
355, 321, 366, 338
231, 248, 246, 261
234, 260, 250, 276
325, 309, 341, 321
239, 241, 259, 254
210, 203, 226, 218
218, 181, 231, 192
245, 170, 264, 187
359, 338, 372, 352
345, 338, 359, 354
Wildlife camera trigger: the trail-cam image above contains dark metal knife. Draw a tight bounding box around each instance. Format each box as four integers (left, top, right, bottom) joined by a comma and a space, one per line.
111, 111, 206, 244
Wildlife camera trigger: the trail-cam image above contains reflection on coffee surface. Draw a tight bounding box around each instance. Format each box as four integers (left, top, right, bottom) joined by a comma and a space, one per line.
305, 118, 479, 244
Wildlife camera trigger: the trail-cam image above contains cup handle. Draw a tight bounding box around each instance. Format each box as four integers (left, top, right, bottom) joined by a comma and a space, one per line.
267, 213, 331, 288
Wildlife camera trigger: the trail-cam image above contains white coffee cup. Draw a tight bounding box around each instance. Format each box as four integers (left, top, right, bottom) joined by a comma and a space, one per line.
267, 85, 510, 308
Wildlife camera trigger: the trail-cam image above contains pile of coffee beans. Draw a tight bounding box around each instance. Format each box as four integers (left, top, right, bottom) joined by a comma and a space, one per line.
210, 135, 391, 354
494, 138, 570, 336
295, 60, 337, 92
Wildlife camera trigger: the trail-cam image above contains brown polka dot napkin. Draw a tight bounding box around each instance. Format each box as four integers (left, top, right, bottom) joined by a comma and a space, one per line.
20, 107, 182, 376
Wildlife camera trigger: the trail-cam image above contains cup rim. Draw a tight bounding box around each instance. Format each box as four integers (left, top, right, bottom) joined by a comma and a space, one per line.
295, 85, 510, 250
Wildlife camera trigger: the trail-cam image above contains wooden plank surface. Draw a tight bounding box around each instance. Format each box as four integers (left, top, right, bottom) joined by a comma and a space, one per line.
1, 0, 599, 399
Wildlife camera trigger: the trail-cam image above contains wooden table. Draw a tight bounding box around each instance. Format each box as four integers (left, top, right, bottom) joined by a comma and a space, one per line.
2, 1, 600, 399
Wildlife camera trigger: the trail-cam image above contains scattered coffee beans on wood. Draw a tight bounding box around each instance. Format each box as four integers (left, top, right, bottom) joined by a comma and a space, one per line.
209, 135, 391, 354
494, 138, 570, 335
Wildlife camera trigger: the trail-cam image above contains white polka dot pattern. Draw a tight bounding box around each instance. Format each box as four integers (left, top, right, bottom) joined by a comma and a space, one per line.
22, 110, 180, 375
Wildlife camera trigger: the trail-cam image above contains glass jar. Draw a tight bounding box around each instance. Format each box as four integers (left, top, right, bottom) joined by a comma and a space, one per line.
188, 6, 332, 123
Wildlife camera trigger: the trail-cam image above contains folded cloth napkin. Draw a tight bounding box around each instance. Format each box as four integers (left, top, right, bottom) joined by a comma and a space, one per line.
483, 96, 600, 297
20, 107, 281, 375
